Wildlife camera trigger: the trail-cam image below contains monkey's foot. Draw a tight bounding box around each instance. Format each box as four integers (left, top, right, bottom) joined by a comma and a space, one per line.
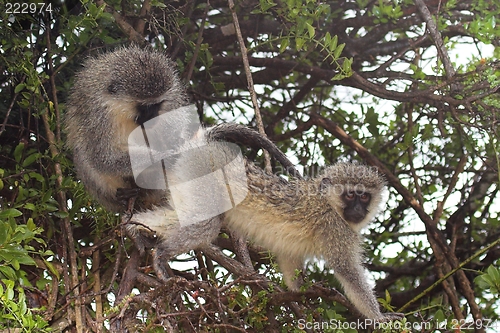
123, 220, 157, 256
375, 313, 405, 322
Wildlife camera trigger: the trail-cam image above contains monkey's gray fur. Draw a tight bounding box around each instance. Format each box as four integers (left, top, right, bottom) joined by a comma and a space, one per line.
225, 162, 403, 321
131, 153, 403, 321
65, 46, 301, 212
65, 46, 188, 212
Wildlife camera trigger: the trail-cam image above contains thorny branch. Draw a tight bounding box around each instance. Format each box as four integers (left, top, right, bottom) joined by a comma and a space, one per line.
227, 0, 272, 173
414, 0, 456, 80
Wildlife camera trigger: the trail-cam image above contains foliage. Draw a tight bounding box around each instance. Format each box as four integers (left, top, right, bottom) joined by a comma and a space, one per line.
0, 0, 499, 332
0, 279, 51, 332
0, 208, 50, 331
475, 265, 500, 296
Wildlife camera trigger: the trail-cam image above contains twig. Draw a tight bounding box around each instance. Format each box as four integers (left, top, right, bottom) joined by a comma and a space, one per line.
406, 105, 424, 205
0, 86, 22, 136
399, 237, 500, 313
92, 242, 103, 333
44, 28, 83, 333
134, 0, 151, 35
227, 0, 272, 173
414, 0, 456, 80
95, 0, 145, 45
434, 153, 467, 222
229, 230, 253, 269
185, 0, 210, 82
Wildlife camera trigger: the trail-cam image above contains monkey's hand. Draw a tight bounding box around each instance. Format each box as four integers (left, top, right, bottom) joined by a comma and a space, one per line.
375, 312, 405, 322
123, 215, 157, 256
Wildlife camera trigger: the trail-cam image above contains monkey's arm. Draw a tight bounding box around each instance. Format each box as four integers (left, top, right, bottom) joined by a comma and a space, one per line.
276, 255, 305, 290
330, 256, 404, 321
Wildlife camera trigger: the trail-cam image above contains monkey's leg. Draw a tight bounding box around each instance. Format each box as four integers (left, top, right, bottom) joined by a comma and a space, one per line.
277, 255, 305, 291
332, 259, 404, 321
127, 208, 179, 282
152, 247, 175, 282
123, 219, 157, 257
129, 208, 224, 283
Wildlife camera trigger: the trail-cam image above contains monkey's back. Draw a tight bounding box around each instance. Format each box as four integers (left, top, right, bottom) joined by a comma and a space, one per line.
224, 162, 360, 260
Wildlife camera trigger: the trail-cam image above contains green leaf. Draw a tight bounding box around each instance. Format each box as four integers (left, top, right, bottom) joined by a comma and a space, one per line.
53, 211, 69, 218
19, 295, 27, 315
331, 73, 346, 81
306, 22, 315, 38
27, 218, 36, 231
44, 259, 60, 280
41, 189, 53, 204
279, 38, 289, 53
333, 43, 345, 59
0, 266, 18, 283
15, 83, 26, 93
487, 265, 500, 281
24, 203, 36, 211
328, 34, 338, 52
365, 107, 380, 136
259, 0, 277, 11
0, 209, 23, 219
14, 254, 36, 266
13, 143, 25, 163
22, 152, 41, 167
295, 37, 305, 50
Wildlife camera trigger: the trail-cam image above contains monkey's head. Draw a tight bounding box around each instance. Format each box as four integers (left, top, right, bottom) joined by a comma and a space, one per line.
74, 46, 188, 127
317, 163, 387, 231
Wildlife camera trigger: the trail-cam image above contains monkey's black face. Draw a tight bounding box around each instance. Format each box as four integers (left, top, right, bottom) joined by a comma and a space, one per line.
342, 191, 371, 224
135, 103, 163, 125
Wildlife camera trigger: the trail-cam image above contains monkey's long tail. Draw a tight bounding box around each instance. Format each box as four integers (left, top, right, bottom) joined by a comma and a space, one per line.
207, 123, 303, 180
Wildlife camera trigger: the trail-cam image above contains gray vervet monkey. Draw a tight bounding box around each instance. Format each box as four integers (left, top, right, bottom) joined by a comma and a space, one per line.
65, 46, 301, 212
224, 162, 404, 321
65, 46, 187, 212
130, 147, 404, 321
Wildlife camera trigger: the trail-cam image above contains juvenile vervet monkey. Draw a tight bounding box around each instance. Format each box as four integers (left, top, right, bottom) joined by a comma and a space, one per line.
225, 162, 404, 321
65, 46, 301, 212
130, 146, 403, 321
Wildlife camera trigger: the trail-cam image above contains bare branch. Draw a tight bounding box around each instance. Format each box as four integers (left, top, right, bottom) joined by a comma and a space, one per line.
415, 0, 456, 79
227, 0, 272, 173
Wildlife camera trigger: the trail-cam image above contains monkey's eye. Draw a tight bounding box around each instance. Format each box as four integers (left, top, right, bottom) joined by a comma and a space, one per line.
344, 192, 355, 200
359, 193, 371, 203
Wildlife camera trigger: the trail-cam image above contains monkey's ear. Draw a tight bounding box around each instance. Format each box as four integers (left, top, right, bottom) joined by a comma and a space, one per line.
319, 177, 332, 192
